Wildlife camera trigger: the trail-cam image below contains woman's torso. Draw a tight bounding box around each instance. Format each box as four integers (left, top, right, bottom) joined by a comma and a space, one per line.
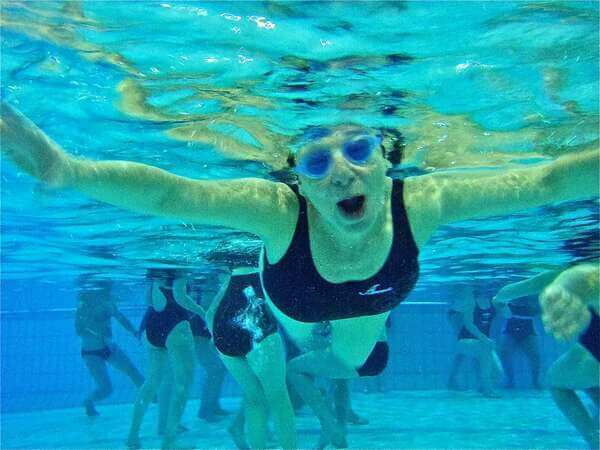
210, 272, 277, 357
504, 295, 540, 337
261, 179, 419, 367
76, 298, 113, 350
142, 286, 192, 348
459, 299, 495, 339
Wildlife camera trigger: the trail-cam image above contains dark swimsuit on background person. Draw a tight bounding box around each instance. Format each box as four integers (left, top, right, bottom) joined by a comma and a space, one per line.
459, 302, 495, 339
579, 309, 600, 362
79, 302, 114, 360
503, 295, 540, 340
261, 179, 419, 375
140, 286, 208, 348
212, 273, 277, 358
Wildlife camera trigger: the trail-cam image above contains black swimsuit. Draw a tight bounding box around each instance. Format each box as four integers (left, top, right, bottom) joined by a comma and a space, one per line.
211, 273, 277, 358
580, 309, 600, 362
262, 179, 420, 323
141, 287, 206, 348
459, 302, 495, 339
503, 295, 540, 340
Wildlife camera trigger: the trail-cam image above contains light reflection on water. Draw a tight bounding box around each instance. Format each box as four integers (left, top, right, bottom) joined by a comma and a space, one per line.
0, 1, 598, 286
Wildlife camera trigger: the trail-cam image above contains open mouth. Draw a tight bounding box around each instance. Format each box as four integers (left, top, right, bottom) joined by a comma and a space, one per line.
337, 195, 366, 219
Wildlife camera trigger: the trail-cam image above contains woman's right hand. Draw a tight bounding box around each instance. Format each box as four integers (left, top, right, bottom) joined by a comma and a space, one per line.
1, 102, 72, 187
540, 284, 591, 341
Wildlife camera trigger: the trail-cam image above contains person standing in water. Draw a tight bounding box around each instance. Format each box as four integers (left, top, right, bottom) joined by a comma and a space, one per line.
206, 266, 296, 450
450, 285, 506, 397
493, 287, 544, 389
2, 104, 598, 445
128, 269, 204, 450
75, 278, 144, 416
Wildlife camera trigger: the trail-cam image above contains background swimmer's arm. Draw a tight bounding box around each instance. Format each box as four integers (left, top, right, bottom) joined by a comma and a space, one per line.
492, 270, 562, 306
112, 307, 138, 337
173, 278, 205, 317
205, 275, 232, 334
0, 104, 297, 245
403, 149, 599, 246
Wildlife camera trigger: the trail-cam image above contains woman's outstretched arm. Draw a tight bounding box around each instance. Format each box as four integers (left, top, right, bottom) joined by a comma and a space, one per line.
404, 146, 599, 246
1, 103, 298, 244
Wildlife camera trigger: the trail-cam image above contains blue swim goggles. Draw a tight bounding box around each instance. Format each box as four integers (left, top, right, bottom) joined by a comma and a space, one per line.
293, 135, 382, 179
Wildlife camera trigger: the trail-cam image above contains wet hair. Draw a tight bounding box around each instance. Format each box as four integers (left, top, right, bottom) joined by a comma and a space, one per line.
562, 227, 599, 264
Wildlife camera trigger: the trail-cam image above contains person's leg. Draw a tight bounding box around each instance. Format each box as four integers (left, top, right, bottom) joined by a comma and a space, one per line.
162, 322, 196, 449
499, 334, 517, 388
456, 339, 499, 397
547, 344, 599, 448
221, 355, 267, 449
157, 365, 173, 435
333, 380, 368, 426
127, 342, 168, 449
476, 342, 501, 397
227, 404, 249, 450
247, 333, 297, 450
195, 337, 227, 420
585, 387, 599, 408
447, 353, 467, 390
82, 355, 112, 416
107, 344, 145, 388
287, 349, 354, 448
447, 312, 466, 389
521, 335, 543, 389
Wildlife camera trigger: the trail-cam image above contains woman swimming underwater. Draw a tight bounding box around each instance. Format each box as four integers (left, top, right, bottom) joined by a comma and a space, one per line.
2, 103, 598, 445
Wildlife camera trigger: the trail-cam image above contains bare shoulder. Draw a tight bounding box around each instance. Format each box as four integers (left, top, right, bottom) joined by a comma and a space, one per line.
402, 175, 443, 248
239, 180, 299, 253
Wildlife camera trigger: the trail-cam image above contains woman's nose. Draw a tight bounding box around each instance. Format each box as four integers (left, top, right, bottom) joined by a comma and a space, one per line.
329, 153, 355, 188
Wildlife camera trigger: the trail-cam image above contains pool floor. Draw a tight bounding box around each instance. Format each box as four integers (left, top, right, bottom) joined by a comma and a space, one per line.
0, 390, 591, 449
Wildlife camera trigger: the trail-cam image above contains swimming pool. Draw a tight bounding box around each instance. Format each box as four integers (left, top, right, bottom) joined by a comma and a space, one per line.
1, 1, 598, 449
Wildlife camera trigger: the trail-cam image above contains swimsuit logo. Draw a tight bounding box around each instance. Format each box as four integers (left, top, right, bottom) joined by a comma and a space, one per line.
359, 284, 394, 296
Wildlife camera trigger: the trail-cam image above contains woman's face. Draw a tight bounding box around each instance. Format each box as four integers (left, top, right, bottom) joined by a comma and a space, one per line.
296, 127, 390, 232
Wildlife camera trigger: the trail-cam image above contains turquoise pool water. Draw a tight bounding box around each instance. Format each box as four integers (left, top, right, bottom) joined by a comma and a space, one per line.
1, 1, 598, 449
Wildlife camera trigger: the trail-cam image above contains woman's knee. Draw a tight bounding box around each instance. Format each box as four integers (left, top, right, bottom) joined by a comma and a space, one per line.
243, 391, 267, 411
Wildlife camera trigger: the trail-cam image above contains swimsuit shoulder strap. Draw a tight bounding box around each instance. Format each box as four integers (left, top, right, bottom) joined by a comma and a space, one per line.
281, 183, 310, 257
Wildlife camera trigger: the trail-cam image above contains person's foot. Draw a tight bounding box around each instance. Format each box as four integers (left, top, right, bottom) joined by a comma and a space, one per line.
482, 389, 502, 398
227, 421, 250, 449
200, 413, 220, 423
447, 379, 464, 391
158, 424, 188, 436
322, 419, 347, 449
347, 410, 369, 426
198, 408, 226, 422
84, 400, 99, 417
214, 406, 231, 416
503, 380, 515, 389
125, 436, 140, 449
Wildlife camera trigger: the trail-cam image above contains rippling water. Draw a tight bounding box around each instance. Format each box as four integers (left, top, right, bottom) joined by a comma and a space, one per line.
1, 1, 598, 289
